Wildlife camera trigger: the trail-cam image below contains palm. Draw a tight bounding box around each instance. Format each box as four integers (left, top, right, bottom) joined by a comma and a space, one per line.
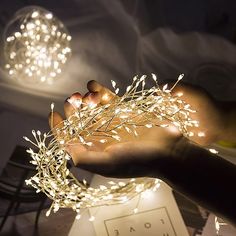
172, 84, 224, 145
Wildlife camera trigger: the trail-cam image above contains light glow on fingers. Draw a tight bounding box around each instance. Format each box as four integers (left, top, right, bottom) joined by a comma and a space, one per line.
87, 102, 97, 109
166, 124, 181, 134
197, 131, 205, 137
176, 92, 183, 97
68, 97, 82, 108
102, 93, 110, 102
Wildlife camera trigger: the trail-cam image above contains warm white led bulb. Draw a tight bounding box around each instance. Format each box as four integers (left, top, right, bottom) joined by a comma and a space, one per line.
3, 6, 72, 84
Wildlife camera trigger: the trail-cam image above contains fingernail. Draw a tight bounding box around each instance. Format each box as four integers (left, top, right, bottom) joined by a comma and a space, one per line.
71, 92, 82, 99
87, 80, 102, 92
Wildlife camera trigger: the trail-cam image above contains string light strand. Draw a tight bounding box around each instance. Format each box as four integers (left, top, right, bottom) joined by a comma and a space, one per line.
24, 74, 200, 216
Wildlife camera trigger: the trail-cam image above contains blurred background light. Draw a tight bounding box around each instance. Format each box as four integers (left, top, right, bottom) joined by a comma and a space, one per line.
3, 6, 72, 84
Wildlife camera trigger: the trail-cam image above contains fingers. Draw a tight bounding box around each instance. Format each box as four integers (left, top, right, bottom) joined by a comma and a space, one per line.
82, 92, 101, 108
67, 92, 82, 108
87, 80, 103, 92
65, 91, 101, 114
64, 101, 75, 118
87, 80, 117, 104
64, 92, 83, 118
51, 89, 103, 141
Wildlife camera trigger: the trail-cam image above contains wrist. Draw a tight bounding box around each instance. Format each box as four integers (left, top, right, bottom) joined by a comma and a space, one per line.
151, 137, 195, 182
156, 138, 236, 225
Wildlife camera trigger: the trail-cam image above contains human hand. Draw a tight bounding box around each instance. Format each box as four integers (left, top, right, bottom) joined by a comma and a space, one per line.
50, 80, 224, 179
171, 84, 226, 145
48, 80, 188, 178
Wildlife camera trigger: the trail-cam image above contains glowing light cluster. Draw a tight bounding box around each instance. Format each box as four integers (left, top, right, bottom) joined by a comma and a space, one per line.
24, 74, 199, 216
4, 6, 71, 84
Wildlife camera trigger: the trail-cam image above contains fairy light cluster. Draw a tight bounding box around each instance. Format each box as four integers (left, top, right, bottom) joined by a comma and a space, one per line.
24, 74, 200, 217
4, 6, 71, 84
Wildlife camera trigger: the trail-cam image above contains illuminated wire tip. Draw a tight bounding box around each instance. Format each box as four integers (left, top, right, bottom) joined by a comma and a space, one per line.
209, 148, 219, 154
178, 74, 184, 80
51, 103, 55, 111
23, 136, 30, 141
133, 208, 138, 214
46, 210, 51, 217
89, 216, 95, 222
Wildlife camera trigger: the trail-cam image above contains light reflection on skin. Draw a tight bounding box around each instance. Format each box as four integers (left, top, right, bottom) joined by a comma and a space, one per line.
102, 93, 109, 102
166, 125, 181, 135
